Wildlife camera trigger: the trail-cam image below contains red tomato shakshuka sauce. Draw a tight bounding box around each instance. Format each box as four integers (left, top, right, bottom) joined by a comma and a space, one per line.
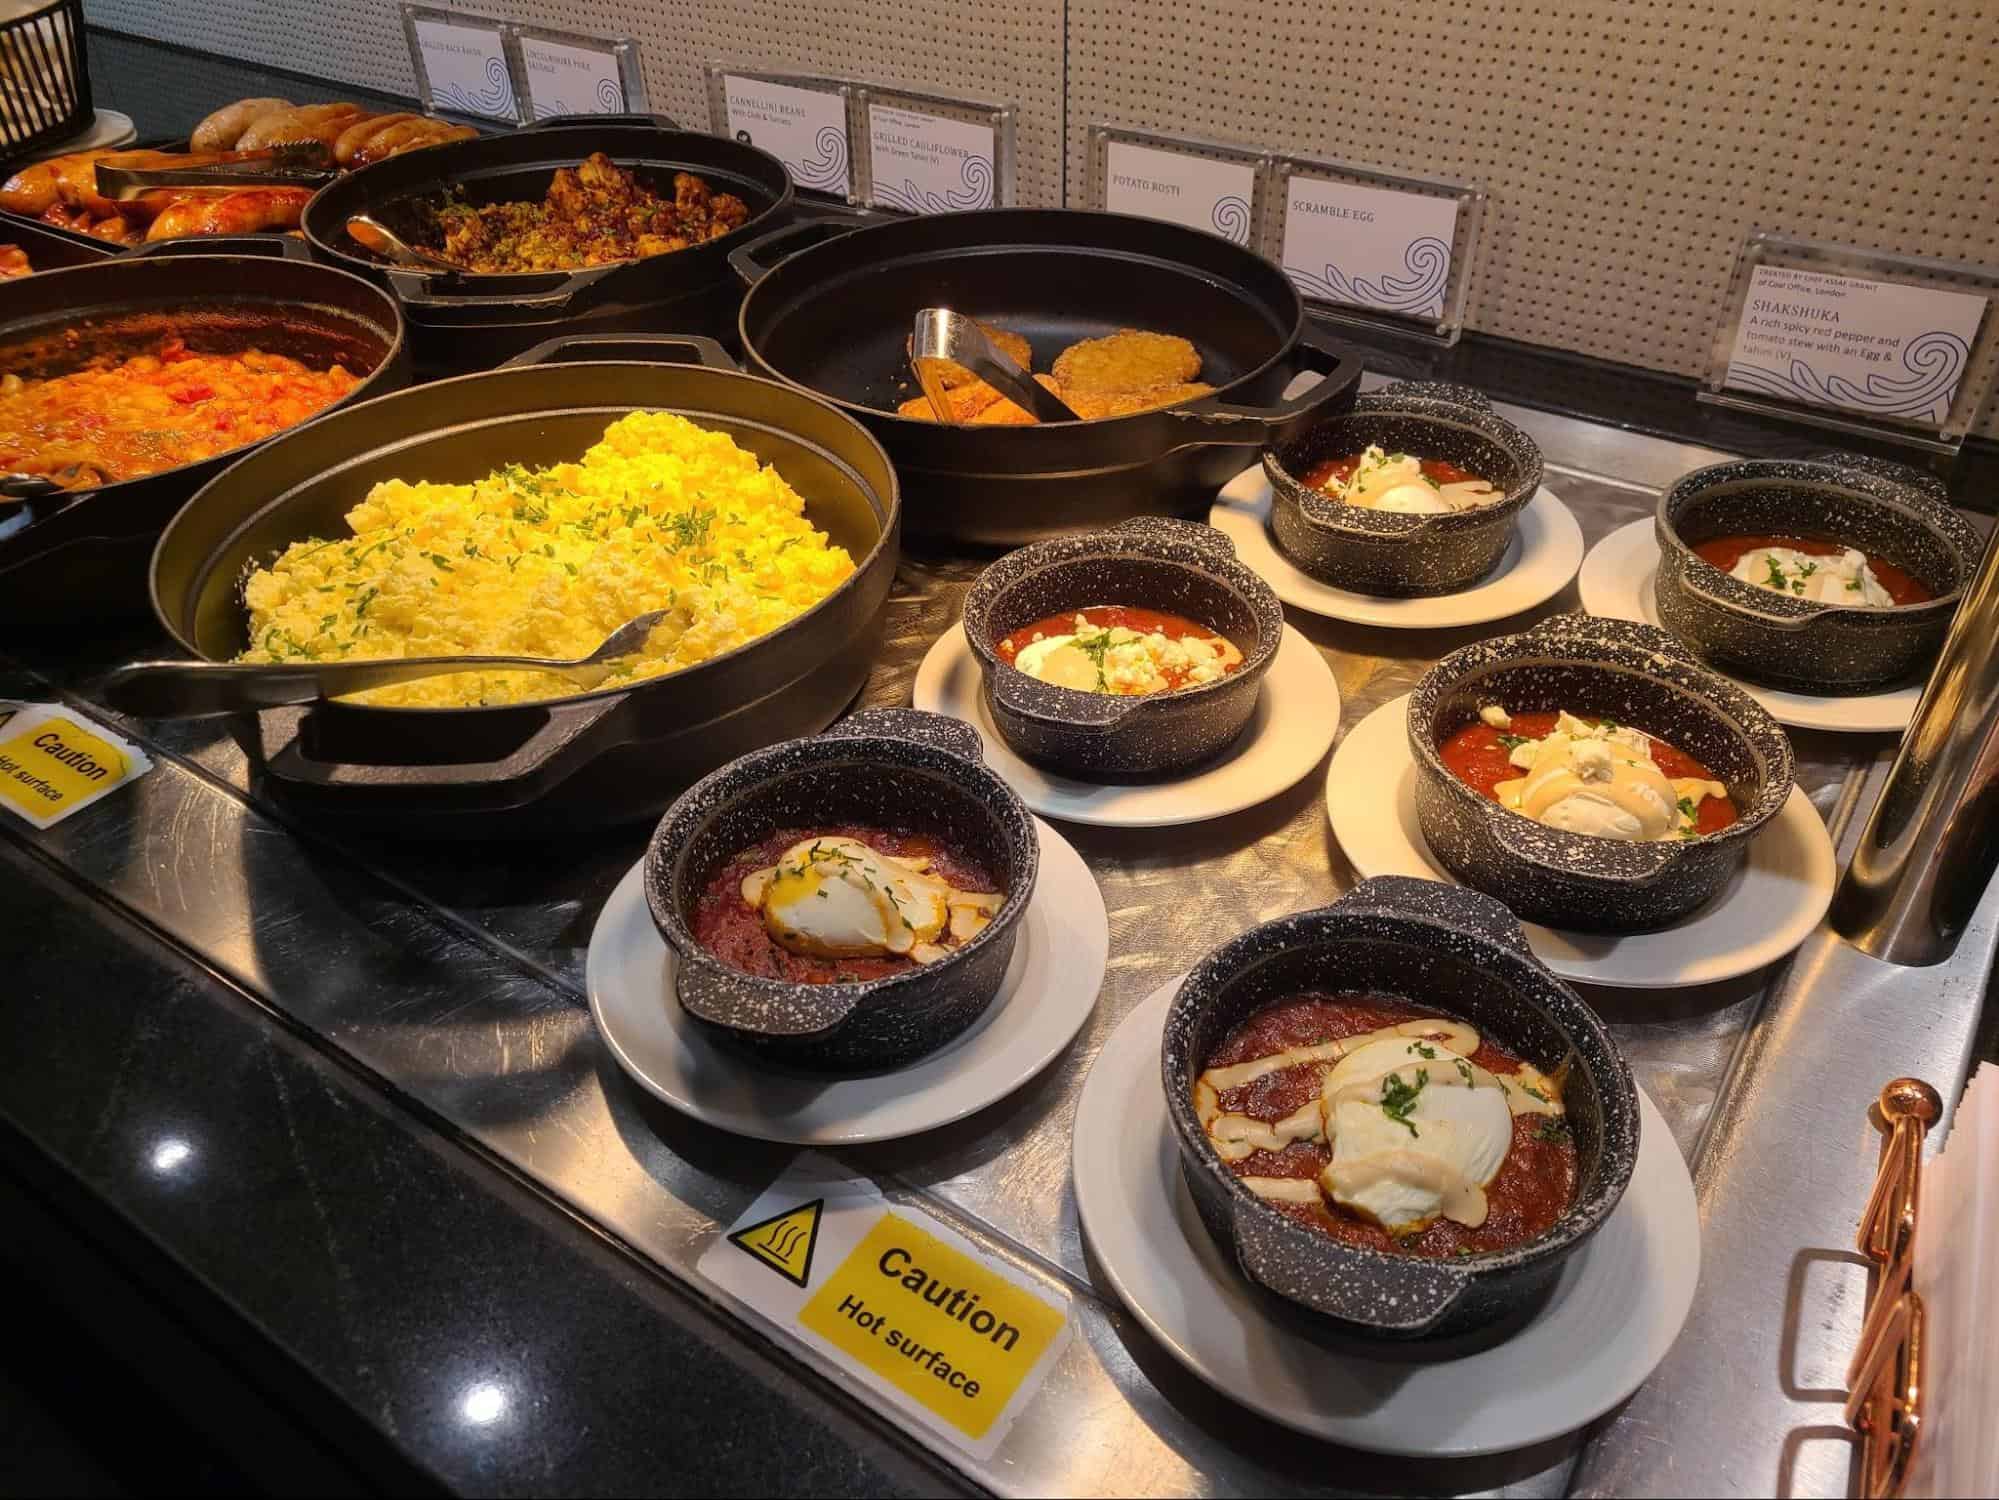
995, 604, 1243, 695
1438, 711, 1739, 836
1691, 534, 1933, 607
1300, 453, 1483, 491
692, 825, 1002, 985
1197, 995, 1578, 1257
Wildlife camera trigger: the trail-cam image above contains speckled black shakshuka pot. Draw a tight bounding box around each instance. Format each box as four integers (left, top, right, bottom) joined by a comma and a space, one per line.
1263, 381, 1543, 597
643, 708, 1039, 1071
1655, 451, 1978, 693
1162, 876, 1640, 1340
1408, 615, 1795, 933
960, 517, 1285, 779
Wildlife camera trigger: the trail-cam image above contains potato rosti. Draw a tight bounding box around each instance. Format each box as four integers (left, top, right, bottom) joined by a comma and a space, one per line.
904, 320, 1034, 390
1050, 330, 1202, 394
900, 374, 1064, 424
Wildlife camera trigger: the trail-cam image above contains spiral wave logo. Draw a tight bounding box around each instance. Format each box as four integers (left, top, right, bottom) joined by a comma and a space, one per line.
1210, 195, 1251, 245
434, 53, 515, 116
874, 151, 994, 215
794, 124, 849, 192
1728, 328, 1969, 424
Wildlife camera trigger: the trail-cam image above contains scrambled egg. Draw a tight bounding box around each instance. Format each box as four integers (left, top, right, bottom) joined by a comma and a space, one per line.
237, 410, 857, 707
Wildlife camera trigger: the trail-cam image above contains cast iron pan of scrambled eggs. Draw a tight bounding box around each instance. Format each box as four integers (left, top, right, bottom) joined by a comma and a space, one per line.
0, 243, 408, 631
733, 207, 1365, 548
147, 334, 899, 835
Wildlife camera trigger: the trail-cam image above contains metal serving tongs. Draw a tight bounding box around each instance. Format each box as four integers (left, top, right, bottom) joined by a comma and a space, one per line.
93, 142, 339, 201
98, 609, 671, 718
909, 307, 1079, 423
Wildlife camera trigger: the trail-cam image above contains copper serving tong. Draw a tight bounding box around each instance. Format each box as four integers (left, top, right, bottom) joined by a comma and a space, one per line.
342, 213, 463, 274
909, 307, 1078, 424
94, 142, 338, 201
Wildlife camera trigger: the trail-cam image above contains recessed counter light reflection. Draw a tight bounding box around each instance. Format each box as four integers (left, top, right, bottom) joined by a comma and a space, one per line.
459, 1381, 508, 1427
148, 1136, 195, 1175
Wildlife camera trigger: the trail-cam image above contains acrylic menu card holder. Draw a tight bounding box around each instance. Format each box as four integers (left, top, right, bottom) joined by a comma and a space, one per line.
1700, 233, 1999, 455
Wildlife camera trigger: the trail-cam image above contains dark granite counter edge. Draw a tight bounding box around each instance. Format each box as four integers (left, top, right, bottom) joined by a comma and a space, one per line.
1, 835, 972, 1499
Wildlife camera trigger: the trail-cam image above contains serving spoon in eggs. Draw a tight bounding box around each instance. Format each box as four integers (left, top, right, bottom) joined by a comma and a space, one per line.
98, 609, 671, 718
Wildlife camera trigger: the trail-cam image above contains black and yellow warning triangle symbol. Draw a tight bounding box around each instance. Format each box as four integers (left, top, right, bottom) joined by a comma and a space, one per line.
728, 1198, 824, 1288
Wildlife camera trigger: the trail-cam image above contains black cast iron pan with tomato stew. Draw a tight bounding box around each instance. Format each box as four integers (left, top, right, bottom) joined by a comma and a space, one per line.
1406, 615, 1795, 933
0, 241, 407, 631
732, 208, 1365, 549
301, 119, 794, 373
145, 335, 900, 837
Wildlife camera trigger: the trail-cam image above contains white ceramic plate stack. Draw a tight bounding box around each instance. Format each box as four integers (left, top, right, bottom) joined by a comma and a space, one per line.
1071, 977, 1701, 1456
587, 816, 1110, 1143
1207, 465, 1587, 629
1324, 695, 1838, 988
1578, 518, 1921, 733
913, 622, 1341, 828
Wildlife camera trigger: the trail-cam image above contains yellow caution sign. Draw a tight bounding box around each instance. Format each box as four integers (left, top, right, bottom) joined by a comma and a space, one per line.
728, 1197, 824, 1288
0, 705, 153, 829
798, 1212, 1068, 1442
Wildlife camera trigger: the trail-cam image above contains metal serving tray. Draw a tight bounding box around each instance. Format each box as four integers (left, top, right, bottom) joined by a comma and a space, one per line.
3, 388, 1992, 1497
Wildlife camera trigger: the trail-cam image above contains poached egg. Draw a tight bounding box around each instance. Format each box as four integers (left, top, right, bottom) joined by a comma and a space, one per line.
740, 838, 1001, 965
1729, 545, 1895, 607
1328, 445, 1502, 514
1491, 710, 1726, 842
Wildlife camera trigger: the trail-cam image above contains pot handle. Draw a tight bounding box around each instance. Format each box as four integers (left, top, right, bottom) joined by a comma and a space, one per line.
1109, 515, 1239, 561
672, 951, 860, 1035
1333, 875, 1538, 957
524, 111, 681, 131
125, 233, 311, 261
386, 260, 623, 312
1234, 1216, 1471, 1332
728, 218, 863, 288
826, 706, 985, 762
986, 667, 1139, 732
1523, 610, 1709, 659
1364, 379, 1493, 411
1804, 448, 1951, 505
1163, 325, 1364, 446
499, 333, 737, 371
258, 694, 625, 806
1669, 541, 1824, 632
1487, 812, 1681, 888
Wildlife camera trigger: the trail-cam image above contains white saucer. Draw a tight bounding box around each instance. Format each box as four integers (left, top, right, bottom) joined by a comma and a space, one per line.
912, 622, 1340, 828
1208, 467, 1585, 629
25, 108, 136, 159
586, 817, 1108, 1143
1072, 978, 1700, 1458
1577, 518, 1920, 734
1325, 696, 1837, 989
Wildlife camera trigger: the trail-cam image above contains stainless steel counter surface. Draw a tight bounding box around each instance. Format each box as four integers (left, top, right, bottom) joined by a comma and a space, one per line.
7, 395, 1991, 1497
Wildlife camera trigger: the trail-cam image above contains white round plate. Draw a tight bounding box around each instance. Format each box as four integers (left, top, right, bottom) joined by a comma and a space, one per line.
1577, 518, 1920, 734
912, 622, 1340, 828
1208, 466, 1585, 629
27, 108, 136, 158
1072, 978, 1700, 1458
586, 817, 1108, 1144
1326, 696, 1837, 989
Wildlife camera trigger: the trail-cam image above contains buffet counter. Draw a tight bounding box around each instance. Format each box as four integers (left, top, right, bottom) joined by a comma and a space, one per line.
4, 29, 1996, 1500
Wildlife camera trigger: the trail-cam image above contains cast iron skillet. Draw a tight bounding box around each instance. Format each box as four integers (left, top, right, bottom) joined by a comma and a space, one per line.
0, 208, 120, 270
1262, 381, 1544, 596
960, 517, 1284, 779
1653, 450, 1978, 693
0, 241, 407, 630
145, 334, 900, 836
1162, 876, 1640, 1340
734, 208, 1365, 548
1407, 615, 1795, 932
302, 120, 794, 369
644, 708, 1039, 1071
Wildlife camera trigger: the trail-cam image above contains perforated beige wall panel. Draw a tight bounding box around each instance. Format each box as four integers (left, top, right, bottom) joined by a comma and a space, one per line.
81, 0, 1066, 205
1068, 0, 1999, 433
86, 0, 1999, 432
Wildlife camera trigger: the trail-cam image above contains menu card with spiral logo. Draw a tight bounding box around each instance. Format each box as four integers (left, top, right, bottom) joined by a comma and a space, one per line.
403, 7, 517, 122
1721, 265, 1988, 426
1101, 139, 1257, 247
515, 30, 631, 119
720, 74, 851, 198
1279, 175, 1460, 322
867, 104, 998, 215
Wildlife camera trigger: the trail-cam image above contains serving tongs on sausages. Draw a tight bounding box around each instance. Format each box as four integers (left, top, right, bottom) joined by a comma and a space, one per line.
100, 609, 672, 718
93, 142, 338, 200
909, 307, 1080, 423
